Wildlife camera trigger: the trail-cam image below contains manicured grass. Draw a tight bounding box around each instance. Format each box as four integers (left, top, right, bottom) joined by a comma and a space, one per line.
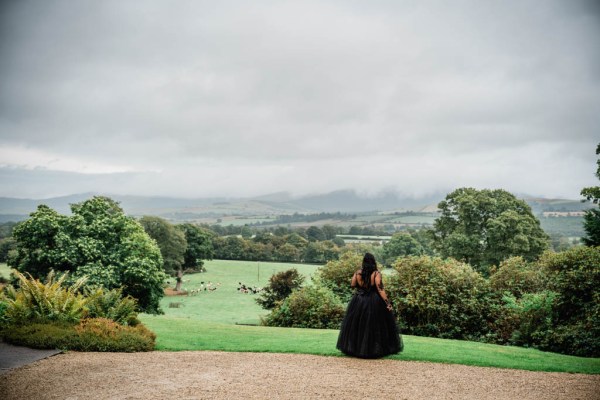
139, 317, 600, 374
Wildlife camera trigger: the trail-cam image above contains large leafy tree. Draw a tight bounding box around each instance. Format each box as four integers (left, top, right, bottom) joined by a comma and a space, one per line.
580, 143, 600, 246
177, 223, 214, 271
432, 188, 548, 273
139, 216, 187, 291
9, 197, 166, 313
382, 232, 424, 266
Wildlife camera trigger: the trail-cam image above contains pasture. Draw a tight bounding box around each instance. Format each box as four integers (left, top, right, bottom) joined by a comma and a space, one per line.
157, 260, 319, 325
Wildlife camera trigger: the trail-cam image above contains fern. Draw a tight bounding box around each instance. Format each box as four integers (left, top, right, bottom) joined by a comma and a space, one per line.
3, 271, 88, 325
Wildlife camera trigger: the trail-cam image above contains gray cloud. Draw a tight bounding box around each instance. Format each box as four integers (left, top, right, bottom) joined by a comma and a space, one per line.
1, 0, 599, 199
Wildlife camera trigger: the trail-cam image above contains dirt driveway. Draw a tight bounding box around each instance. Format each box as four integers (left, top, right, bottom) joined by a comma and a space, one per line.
1, 351, 598, 399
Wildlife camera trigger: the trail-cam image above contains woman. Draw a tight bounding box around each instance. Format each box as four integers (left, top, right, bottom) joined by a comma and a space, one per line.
336, 253, 403, 358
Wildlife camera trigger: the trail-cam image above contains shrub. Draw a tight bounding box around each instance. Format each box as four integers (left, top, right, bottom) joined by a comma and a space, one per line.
262, 285, 345, 329
84, 287, 139, 325
0, 298, 8, 329
491, 290, 557, 347
386, 256, 493, 340
535, 246, 600, 356
2, 318, 156, 352
489, 257, 547, 298
3, 271, 87, 326
317, 252, 362, 303
256, 268, 304, 309
74, 318, 155, 351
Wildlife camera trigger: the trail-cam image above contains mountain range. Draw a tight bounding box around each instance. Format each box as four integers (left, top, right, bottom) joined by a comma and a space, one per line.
0, 190, 592, 223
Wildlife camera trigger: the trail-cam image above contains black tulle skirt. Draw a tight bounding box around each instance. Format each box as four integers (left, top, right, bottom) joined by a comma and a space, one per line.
336, 288, 403, 358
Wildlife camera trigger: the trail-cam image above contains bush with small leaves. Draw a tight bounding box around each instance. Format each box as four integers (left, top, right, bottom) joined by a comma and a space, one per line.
262, 285, 345, 329
317, 252, 362, 303
386, 256, 493, 340
489, 257, 547, 298
2, 318, 156, 352
256, 268, 304, 309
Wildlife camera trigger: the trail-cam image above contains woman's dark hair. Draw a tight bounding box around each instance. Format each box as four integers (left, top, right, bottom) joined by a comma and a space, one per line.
360, 253, 378, 287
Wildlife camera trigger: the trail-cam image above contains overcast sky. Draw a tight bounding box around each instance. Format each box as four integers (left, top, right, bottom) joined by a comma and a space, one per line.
1, 0, 599, 200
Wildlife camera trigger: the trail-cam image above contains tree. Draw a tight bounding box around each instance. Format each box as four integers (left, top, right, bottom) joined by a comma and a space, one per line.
306, 226, 325, 242
432, 188, 548, 274
177, 223, 214, 271
256, 268, 304, 309
536, 246, 600, 356
382, 232, 424, 266
275, 243, 301, 262
9, 197, 166, 313
241, 225, 252, 239
139, 216, 187, 292
581, 143, 600, 246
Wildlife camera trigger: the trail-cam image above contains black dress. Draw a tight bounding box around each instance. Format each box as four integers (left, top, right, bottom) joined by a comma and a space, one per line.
336, 273, 403, 358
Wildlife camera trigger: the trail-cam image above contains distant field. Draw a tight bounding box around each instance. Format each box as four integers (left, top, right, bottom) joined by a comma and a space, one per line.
387, 215, 437, 224
539, 216, 585, 237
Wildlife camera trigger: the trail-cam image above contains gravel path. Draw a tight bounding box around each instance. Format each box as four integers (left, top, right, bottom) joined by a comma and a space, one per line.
1, 351, 598, 400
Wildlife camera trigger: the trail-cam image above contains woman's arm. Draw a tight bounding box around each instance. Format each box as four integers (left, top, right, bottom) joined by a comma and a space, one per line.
351, 270, 359, 288
375, 272, 393, 311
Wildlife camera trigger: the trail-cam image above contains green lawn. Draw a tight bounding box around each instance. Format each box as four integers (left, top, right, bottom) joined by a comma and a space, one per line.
140, 259, 600, 374
140, 317, 600, 374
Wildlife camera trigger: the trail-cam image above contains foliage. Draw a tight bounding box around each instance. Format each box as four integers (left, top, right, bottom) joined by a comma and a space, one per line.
581, 143, 600, 246
3, 271, 87, 326
580, 142, 600, 204
306, 226, 326, 242
582, 208, 600, 246
256, 268, 304, 309
0, 299, 8, 329
262, 285, 345, 329
488, 257, 547, 298
0, 237, 16, 263
490, 290, 557, 347
536, 246, 600, 356
317, 252, 362, 303
432, 188, 548, 274
302, 240, 340, 263
9, 196, 166, 313
139, 216, 187, 276
84, 287, 139, 326
177, 223, 214, 270
2, 318, 155, 352
386, 256, 493, 340
382, 232, 424, 266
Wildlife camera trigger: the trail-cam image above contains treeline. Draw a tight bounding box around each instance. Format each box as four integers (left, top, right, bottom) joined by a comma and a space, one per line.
212, 234, 342, 264
254, 212, 356, 225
